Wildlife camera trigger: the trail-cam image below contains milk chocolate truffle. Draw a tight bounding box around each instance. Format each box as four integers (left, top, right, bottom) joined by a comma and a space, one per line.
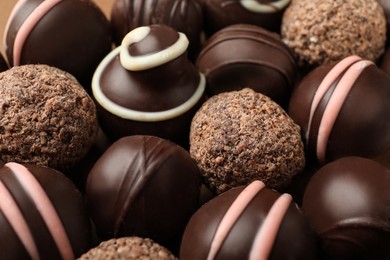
197, 24, 297, 107
79, 237, 177, 260
0, 53, 8, 72
86, 135, 201, 248
201, 0, 291, 35
180, 181, 317, 260
302, 157, 390, 259
0, 64, 98, 170
110, 0, 203, 59
190, 88, 305, 194
0, 162, 91, 260
289, 55, 390, 165
92, 24, 206, 148
282, 0, 387, 67
4, 0, 112, 90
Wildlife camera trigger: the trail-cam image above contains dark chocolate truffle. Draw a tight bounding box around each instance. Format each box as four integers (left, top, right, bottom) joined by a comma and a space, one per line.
282, 0, 387, 67
79, 237, 177, 260
92, 24, 206, 148
0, 64, 98, 170
302, 156, 390, 259
180, 181, 317, 260
0, 53, 8, 72
197, 23, 297, 107
0, 162, 91, 259
289, 55, 390, 165
110, 0, 203, 60
85, 135, 201, 248
190, 88, 305, 194
4, 0, 112, 90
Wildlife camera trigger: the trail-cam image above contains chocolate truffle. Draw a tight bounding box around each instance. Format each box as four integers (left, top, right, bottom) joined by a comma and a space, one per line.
110, 0, 203, 60
201, 0, 291, 36
180, 181, 317, 260
0, 53, 8, 72
79, 237, 177, 260
85, 135, 201, 248
0, 162, 91, 259
197, 24, 297, 107
4, 0, 112, 90
0, 64, 98, 170
190, 88, 305, 194
281, 0, 387, 67
92, 24, 206, 148
302, 156, 390, 259
289, 55, 390, 165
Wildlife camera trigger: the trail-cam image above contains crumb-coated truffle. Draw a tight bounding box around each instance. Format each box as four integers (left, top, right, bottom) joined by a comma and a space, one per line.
79, 237, 177, 260
281, 0, 387, 67
190, 88, 305, 194
0, 64, 98, 170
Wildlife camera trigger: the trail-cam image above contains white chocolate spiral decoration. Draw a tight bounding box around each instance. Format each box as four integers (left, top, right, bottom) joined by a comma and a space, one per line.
240, 0, 291, 13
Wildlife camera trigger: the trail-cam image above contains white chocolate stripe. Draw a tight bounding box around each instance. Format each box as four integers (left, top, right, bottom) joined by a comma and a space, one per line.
6, 162, 74, 260
240, 0, 290, 13
207, 181, 265, 260
249, 193, 293, 260
0, 180, 40, 260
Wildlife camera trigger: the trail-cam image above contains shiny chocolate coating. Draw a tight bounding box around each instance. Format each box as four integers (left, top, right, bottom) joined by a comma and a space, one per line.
4, 0, 112, 90
197, 24, 297, 107
302, 156, 390, 259
180, 181, 316, 260
86, 135, 201, 249
0, 53, 8, 72
0, 163, 91, 259
289, 55, 390, 164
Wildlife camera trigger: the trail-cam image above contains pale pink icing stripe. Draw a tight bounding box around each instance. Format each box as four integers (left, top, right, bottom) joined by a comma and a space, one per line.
306, 55, 362, 141
316, 60, 374, 162
249, 193, 292, 260
3, 0, 28, 53
6, 162, 74, 260
0, 180, 40, 260
13, 0, 62, 65
207, 181, 265, 260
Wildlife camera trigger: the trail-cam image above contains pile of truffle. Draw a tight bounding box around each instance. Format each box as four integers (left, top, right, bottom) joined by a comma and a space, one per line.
0, 0, 390, 259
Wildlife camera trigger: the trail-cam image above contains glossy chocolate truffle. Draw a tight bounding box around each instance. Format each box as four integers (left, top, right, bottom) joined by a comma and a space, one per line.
180, 181, 317, 260
0, 162, 91, 259
282, 0, 386, 67
0, 53, 8, 72
302, 156, 390, 259
85, 135, 201, 248
0, 64, 98, 170
190, 88, 305, 194
92, 24, 205, 148
201, 0, 291, 36
197, 24, 297, 107
289, 55, 390, 165
79, 237, 177, 260
110, 0, 203, 59
4, 0, 112, 90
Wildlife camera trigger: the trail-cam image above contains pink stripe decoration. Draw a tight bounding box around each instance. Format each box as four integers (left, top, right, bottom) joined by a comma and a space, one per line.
207, 181, 265, 260
12, 0, 62, 66
0, 180, 40, 260
249, 193, 292, 260
6, 162, 74, 260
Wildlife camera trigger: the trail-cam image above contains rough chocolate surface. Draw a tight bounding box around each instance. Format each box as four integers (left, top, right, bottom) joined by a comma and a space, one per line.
79, 237, 177, 260
0, 64, 98, 170
190, 88, 305, 194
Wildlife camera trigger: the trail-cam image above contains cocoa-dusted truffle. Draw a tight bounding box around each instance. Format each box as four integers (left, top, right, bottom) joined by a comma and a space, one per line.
79, 237, 177, 260
0, 64, 98, 170
281, 0, 387, 67
190, 88, 305, 194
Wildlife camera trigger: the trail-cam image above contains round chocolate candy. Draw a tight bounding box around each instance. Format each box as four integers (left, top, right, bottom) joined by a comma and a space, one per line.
110, 0, 203, 60
92, 24, 206, 148
289, 55, 390, 165
201, 0, 290, 36
302, 156, 390, 259
85, 135, 201, 249
0, 53, 9, 72
4, 0, 112, 90
0, 162, 91, 259
197, 24, 297, 107
180, 180, 317, 260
